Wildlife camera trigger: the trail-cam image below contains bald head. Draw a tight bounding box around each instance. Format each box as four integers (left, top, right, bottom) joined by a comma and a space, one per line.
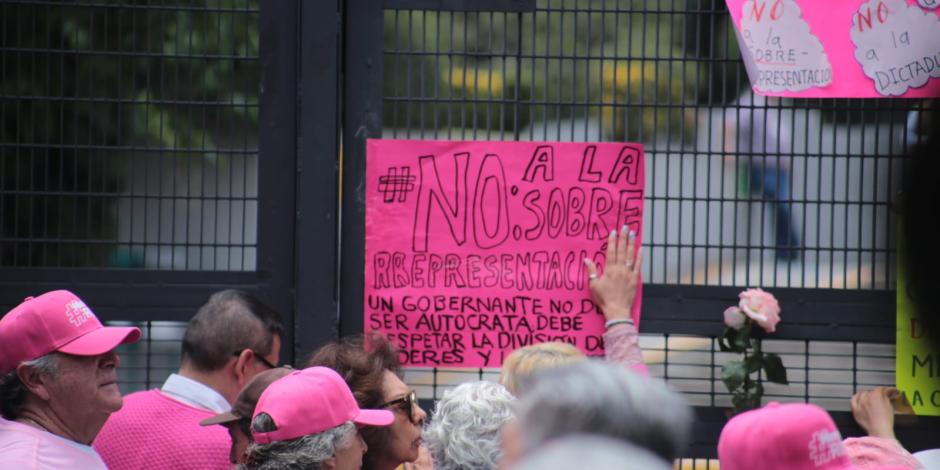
181, 290, 283, 372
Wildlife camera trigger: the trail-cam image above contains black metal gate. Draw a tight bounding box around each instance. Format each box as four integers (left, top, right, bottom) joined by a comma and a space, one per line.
2, 0, 937, 459
338, 0, 938, 457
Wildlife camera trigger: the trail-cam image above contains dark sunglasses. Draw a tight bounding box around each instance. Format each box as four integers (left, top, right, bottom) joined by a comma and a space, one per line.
231, 350, 278, 370
381, 390, 418, 423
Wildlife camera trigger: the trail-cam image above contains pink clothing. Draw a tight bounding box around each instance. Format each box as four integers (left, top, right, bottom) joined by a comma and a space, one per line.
844, 436, 922, 469
0, 417, 108, 470
93, 389, 231, 470
603, 322, 649, 376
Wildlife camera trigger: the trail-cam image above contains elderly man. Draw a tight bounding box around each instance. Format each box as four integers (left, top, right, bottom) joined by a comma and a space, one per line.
200, 367, 293, 465
94, 289, 283, 470
0, 290, 140, 469
239, 367, 394, 470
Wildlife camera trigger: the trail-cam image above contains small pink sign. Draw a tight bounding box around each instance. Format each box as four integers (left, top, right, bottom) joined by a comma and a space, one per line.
726, 0, 940, 97
364, 139, 645, 368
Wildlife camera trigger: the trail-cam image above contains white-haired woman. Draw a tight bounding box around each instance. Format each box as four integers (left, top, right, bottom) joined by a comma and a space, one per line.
423, 381, 515, 470
501, 361, 692, 467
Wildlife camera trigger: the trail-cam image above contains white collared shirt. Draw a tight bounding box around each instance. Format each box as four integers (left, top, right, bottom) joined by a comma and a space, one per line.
159, 373, 230, 413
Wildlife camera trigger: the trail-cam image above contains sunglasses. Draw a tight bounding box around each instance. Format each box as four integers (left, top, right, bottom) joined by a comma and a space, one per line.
381, 391, 418, 423
231, 350, 279, 370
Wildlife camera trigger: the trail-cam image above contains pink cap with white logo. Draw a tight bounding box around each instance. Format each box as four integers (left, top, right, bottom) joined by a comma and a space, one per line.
0, 290, 140, 373
252, 367, 394, 444
718, 402, 858, 470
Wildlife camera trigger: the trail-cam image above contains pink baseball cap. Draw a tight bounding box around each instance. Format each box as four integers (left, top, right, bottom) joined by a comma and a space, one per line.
0, 290, 141, 373
251, 366, 394, 444
718, 402, 858, 470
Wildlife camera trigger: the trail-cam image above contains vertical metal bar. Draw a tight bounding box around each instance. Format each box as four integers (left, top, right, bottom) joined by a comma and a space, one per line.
145, 322, 152, 389
405, 10, 414, 138
471, 11, 481, 140
214, 5, 224, 270
485, 11, 493, 140
569, 0, 577, 141
843, 101, 851, 289
0, 1, 6, 264
555, 4, 562, 139
434, 10, 442, 139
757, 96, 766, 287
804, 339, 810, 403
184, 7, 195, 270
870, 104, 879, 289
706, 3, 716, 285
857, 105, 865, 290
28, 8, 37, 267
157, 1, 168, 270
142, 0, 152, 269
829, 103, 837, 288
852, 341, 858, 395
40, 6, 51, 267
460, 11, 468, 139
290, 0, 339, 355
420, 10, 427, 139
816, 99, 824, 288
70, 6, 80, 267
340, 0, 385, 336
447, 11, 454, 140
710, 337, 717, 407
800, 93, 810, 288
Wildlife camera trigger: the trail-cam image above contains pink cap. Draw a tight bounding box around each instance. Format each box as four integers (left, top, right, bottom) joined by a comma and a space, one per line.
0, 290, 141, 373
719, 403, 857, 470
251, 367, 394, 444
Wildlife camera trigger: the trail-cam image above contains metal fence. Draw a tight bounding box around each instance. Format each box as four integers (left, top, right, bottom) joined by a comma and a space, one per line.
0, 0, 261, 271
2, 0, 938, 460
377, 0, 922, 291
340, 0, 939, 456
0, 0, 301, 367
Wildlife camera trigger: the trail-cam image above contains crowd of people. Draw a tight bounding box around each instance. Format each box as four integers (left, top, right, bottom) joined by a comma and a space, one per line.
0, 229, 935, 469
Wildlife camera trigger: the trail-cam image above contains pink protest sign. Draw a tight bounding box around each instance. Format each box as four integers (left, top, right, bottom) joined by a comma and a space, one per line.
726, 0, 940, 97
364, 139, 645, 368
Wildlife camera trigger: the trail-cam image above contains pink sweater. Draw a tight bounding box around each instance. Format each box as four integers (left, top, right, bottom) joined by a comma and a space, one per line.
93, 390, 231, 470
604, 322, 650, 376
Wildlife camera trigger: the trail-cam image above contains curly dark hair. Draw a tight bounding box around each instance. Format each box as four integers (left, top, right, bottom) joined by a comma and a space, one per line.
305, 332, 401, 470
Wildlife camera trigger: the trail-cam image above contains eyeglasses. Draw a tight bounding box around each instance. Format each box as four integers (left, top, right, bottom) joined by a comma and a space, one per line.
232, 350, 278, 370
381, 390, 418, 423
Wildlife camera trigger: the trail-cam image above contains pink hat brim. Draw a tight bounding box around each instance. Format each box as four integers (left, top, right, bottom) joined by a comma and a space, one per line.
354, 409, 395, 427
58, 326, 141, 356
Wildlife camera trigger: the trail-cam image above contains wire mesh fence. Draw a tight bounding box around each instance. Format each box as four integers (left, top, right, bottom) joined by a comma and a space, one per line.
0, 0, 261, 270
112, 320, 895, 416
380, 0, 933, 290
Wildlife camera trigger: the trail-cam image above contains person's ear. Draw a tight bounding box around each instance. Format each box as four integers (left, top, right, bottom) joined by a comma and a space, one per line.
232, 349, 254, 386
16, 362, 53, 401
321, 457, 337, 470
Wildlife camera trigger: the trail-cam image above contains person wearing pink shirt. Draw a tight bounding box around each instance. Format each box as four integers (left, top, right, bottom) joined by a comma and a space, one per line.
718, 402, 918, 470
94, 289, 284, 470
500, 226, 648, 395
0, 290, 140, 469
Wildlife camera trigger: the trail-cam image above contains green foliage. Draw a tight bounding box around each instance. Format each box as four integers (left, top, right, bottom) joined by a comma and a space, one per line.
720, 323, 789, 415
1, 2, 259, 267
382, 0, 704, 141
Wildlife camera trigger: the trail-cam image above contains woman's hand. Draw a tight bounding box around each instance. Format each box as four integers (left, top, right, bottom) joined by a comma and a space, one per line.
584, 226, 641, 322
851, 387, 898, 440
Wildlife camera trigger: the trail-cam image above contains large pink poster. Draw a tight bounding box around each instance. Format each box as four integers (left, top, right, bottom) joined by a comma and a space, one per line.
364, 139, 645, 368
726, 0, 940, 97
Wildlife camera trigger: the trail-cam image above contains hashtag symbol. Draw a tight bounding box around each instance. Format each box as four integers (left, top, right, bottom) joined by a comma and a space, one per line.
377, 166, 416, 203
